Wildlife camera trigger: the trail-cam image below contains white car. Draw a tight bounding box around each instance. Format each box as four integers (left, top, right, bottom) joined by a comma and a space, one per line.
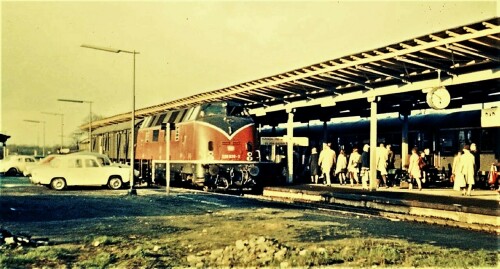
68, 151, 140, 177
0, 155, 37, 176
31, 155, 131, 190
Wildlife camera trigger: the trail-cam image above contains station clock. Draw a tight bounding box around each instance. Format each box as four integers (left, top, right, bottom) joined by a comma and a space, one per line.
426, 86, 451, 110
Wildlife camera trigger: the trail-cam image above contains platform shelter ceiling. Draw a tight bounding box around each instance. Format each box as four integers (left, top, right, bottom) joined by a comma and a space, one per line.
87, 18, 500, 130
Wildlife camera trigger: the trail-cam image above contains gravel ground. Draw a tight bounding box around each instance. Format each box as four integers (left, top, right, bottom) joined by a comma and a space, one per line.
0, 176, 498, 268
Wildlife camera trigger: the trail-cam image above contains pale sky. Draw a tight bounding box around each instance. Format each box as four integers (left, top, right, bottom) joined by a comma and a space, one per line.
1, 1, 497, 147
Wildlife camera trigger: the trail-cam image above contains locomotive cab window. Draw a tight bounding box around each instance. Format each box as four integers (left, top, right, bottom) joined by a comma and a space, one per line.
208, 141, 214, 151
203, 103, 225, 117
227, 105, 247, 117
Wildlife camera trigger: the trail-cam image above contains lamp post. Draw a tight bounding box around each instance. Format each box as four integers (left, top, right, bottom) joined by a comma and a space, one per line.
24, 120, 46, 156
42, 112, 64, 152
58, 99, 93, 152
81, 44, 139, 195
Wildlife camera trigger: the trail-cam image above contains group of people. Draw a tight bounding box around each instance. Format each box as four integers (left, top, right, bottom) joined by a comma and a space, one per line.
307, 141, 479, 195
307, 142, 395, 189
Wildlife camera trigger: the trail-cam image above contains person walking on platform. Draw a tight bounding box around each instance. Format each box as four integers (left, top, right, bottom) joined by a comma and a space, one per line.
460, 144, 475, 196
470, 143, 480, 186
348, 147, 361, 186
408, 147, 422, 190
452, 150, 465, 191
376, 143, 389, 188
386, 144, 395, 170
335, 149, 348, 185
319, 143, 335, 186
327, 142, 337, 182
361, 144, 370, 190
308, 147, 319, 184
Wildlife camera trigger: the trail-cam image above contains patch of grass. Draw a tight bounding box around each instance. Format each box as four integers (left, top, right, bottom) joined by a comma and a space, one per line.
0, 252, 34, 269
83, 235, 123, 246
316, 238, 498, 268
76, 251, 115, 269
0, 246, 78, 269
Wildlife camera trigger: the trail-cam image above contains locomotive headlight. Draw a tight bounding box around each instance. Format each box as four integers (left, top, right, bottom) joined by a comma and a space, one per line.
227, 145, 235, 152
248, 165, 260, 177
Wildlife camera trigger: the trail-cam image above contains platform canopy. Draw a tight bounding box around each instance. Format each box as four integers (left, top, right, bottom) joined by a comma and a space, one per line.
86, 18, 500, 130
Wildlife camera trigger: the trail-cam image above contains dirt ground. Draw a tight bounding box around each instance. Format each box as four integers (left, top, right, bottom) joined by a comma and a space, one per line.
0, 179, 498, 268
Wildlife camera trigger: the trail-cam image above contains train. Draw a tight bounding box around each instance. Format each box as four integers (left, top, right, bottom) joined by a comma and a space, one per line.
91, 101, 267, 190
90, 104, 499, 189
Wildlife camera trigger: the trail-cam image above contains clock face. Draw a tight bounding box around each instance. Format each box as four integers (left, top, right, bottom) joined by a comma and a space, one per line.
426, 87, 451, 110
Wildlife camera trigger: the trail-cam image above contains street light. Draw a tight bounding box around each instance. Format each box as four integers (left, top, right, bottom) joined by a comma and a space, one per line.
58, 99, 93, 152
24, 120, 46, 156
42, 112, 64, 152
81, 44, 139, 195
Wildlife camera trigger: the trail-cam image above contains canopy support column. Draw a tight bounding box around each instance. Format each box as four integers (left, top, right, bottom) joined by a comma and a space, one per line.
286, 109, 295, 184
401, 114, 409, 169
369, 97, 378, 191
322, 121, 328, 143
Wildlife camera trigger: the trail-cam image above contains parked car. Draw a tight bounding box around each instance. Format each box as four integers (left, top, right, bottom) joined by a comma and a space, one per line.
30, 155, 131, 190
23, 154, 60, 177
0, 155, 37, 176
68, 151, 140, 177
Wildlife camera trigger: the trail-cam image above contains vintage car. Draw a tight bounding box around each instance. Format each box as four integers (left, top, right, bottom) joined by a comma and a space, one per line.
0, 155, 37, 176
68, 151, 140, 177
30, 154, 131, 190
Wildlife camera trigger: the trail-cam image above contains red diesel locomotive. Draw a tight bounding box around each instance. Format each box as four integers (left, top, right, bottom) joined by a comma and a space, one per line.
98, 101, 261, 189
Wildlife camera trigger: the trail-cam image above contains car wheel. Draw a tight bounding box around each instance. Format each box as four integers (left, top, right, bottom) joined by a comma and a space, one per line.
108, 177, 123, 190
6, 168, 18, 176
50, 178, 66, 190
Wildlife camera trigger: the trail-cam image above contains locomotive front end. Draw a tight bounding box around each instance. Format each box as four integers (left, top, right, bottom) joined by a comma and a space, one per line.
196, 102, 261, 190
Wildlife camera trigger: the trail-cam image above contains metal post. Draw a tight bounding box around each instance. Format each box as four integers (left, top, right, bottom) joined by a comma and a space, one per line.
60, 114, 64, 152
24, 119, 45, 156
129, 51, 137, 195
80, 44, 139, 195
57, 99, 93, 152
286, 109, 294, 184
89, 102, 92, 152
369, 97, 378, 191
41, 113, 64, 152
323, 121, 328, 143
401, 114, 409, 169
166, 124, 171, 195
42, 121, 46, 156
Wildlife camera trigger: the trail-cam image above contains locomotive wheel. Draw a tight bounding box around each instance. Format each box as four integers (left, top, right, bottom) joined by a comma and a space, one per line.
108, 177, 123, 190
50, 178, 67, 191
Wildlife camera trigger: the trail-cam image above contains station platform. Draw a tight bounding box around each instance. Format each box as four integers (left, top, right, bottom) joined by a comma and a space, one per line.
261, 184, 499, 233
